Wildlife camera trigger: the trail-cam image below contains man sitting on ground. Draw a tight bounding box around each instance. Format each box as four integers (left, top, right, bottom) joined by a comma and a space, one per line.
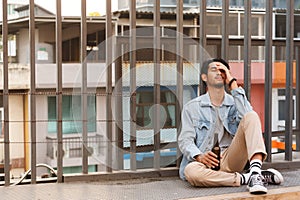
178, 58, 283, 194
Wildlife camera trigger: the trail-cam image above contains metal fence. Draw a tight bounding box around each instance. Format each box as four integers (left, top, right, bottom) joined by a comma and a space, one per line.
1, 0, 300, 186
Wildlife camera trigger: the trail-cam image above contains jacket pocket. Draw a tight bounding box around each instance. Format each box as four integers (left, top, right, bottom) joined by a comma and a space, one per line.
193, 120, 210, 148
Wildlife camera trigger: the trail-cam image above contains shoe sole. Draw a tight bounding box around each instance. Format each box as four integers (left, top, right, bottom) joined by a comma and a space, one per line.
263, 168, 284, 185
248, 185, 268, 194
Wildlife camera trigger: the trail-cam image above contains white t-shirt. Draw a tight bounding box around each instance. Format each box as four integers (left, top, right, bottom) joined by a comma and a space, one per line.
213, 106, 233, 152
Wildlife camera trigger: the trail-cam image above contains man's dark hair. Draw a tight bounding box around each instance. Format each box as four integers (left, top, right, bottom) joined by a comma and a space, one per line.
200, 58, 230, 75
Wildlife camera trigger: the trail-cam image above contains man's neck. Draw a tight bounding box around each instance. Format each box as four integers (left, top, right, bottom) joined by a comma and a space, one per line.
208, 87, 225, 107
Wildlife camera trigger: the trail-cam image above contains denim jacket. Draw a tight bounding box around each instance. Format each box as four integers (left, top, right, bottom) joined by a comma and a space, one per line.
178, 87, 253, 180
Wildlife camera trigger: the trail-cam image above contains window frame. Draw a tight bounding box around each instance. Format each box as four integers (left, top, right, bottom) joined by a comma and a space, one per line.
272, 88, 296, 131
135, 87, 177, 130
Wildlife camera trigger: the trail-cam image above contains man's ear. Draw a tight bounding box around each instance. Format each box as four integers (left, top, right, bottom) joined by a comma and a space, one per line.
201, 74, 207, 83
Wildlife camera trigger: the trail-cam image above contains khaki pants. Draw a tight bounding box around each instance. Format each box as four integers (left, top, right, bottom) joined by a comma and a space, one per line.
184, 111, 267, 187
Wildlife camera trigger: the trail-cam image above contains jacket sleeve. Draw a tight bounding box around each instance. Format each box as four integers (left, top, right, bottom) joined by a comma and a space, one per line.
178, 103, 202, 161
231, 87, 253, 116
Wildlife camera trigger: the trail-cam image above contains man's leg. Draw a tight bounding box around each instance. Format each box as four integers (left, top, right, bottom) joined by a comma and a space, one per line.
184, 111, 282, 189
184, 161, 240, 187
221, 111, 267, 173
221, 111, 268, 194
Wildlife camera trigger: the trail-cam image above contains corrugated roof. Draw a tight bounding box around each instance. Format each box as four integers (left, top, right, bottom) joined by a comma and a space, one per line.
274, 8, 300, 13
113, 9, 199, 16
14, 4, 55, 16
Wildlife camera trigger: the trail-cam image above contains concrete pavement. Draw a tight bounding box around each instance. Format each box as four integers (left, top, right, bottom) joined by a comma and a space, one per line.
0, 169, 299, 200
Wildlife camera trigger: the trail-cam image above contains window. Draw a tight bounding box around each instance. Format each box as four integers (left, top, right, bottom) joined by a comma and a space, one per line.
278, 89, 296, 121
206, 15, 221, 35
278, 100, 295, 121
48, 95, 96, 134
86, 31, 106, 62
136, 88, 176, 129
240, 15, 260, 36
275, 14, 300, 38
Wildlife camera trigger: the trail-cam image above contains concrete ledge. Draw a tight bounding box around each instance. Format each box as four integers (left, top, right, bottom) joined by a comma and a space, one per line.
262, 161, 300, 170
63, 167, 179, 183
182, 186, 300, 200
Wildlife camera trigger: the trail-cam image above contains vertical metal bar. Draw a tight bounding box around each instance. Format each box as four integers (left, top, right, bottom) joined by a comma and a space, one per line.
296, 47, 300, 151
176, 0, 183, 167
115, 43, 124, 170
199, 0, 207, 95
221, 0, 229, 60
285, 0, 294, 161
264, 0, 273, 162
153, 0, 161, 170
56, 0, 63, 182
244, 0, 252, 99
29, 0, 37, 184
2, 0, 10, 187
81, 0, 88, 173
129, 0, 137, 171
106, 0, 113, 172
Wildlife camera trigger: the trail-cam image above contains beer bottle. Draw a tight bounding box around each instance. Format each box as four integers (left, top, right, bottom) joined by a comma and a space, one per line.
211, 133, 220, 171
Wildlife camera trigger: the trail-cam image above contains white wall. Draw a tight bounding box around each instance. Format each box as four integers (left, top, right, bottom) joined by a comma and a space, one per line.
9, 95, 24, 159
35, 95, 48, 165
18, 29, 39, 64
36, 63, 113, 88
0, 95, 25, 176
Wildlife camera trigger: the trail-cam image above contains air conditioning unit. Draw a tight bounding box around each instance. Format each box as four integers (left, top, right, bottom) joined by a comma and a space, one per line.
90, 144, 100, 156
52, 143, 69, 159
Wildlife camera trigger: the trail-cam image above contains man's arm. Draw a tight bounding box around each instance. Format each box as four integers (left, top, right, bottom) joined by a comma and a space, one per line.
178, 104, 202, 161
230, 86, 253, 116
216, 63, 253, 116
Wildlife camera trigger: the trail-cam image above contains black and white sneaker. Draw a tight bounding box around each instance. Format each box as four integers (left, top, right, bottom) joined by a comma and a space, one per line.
261, 168, 284, 185
247, 172, 267, 194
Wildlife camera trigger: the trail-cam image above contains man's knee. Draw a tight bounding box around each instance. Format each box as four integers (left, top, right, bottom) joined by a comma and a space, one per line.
184, 162, 199, 180
244, 111, 259, 120
184, 162, 206, 186
243, 111, 261, 125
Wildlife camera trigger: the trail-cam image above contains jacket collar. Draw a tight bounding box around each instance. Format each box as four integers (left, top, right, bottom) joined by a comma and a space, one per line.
200, 92, 234, 107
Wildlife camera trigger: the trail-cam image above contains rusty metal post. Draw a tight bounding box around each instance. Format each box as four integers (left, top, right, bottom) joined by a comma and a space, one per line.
264, 0, 273, 162
176, 0, 183, 167
199, 0, 207, 95
129, 0, 137, 171
285, 0, 294, 161
244, 0, 252, 99
115, 42, 124, 170
29, 0, 37, 184
56, 0, 63, 182
106, 0, 113, 172
81, 0, 88, 173
153, 0, 161, 170
2, 0, 10, 186
221, 0, 229, 61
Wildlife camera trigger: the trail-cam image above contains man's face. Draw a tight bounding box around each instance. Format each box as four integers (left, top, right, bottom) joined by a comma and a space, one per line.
203, 62, 226, 88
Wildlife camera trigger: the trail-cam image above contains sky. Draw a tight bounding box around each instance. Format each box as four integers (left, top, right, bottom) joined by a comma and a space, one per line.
4, 0, 119, 16
35, 0, 119, 16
